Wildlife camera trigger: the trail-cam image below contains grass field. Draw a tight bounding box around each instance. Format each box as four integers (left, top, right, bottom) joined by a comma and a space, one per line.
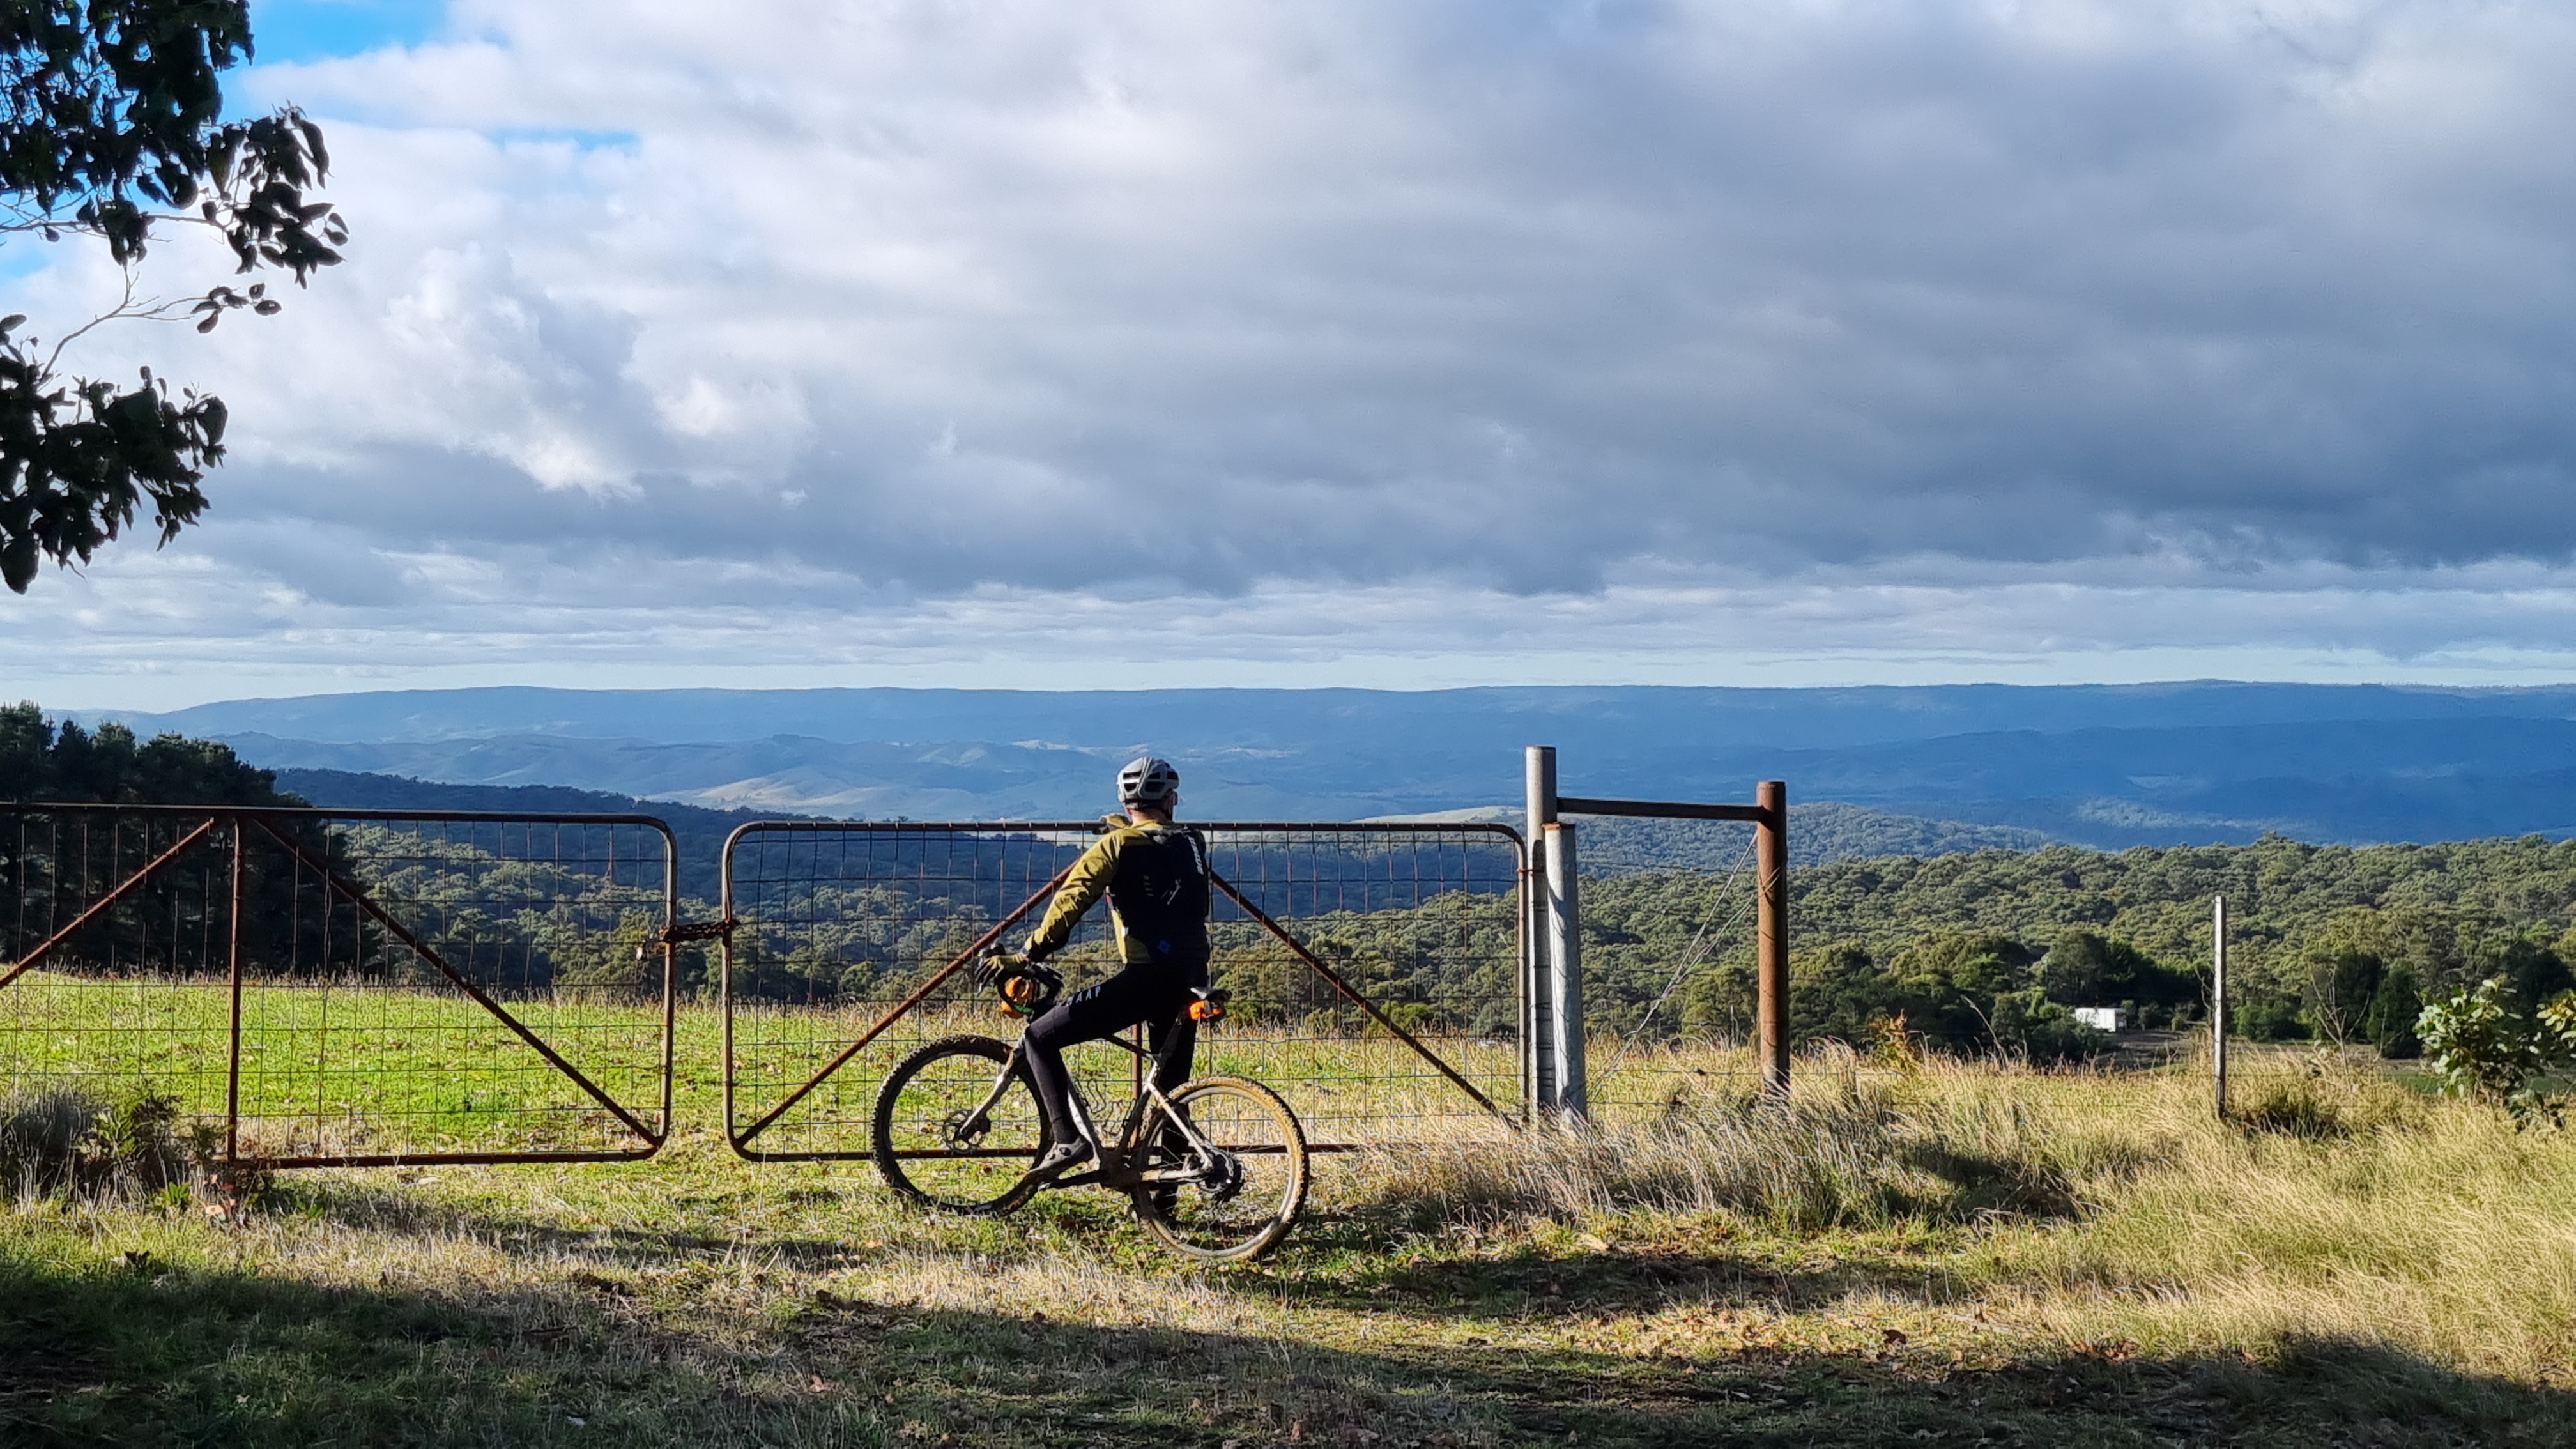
0, 977, 1530, 1160
7, 993, 2576, 1445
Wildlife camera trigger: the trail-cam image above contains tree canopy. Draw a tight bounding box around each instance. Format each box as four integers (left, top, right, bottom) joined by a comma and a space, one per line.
1558, 833, 2576, 1059
0, 0, 342, 592
0, 698, 291, 802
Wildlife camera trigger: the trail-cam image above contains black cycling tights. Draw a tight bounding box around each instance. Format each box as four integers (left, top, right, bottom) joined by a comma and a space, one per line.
1022, 963, 1198, 1145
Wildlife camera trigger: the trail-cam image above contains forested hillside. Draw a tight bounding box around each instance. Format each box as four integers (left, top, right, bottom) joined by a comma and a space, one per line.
20, 700, 2576, 1060
1567, 834, 2576, 1057
270, 767, 793, 903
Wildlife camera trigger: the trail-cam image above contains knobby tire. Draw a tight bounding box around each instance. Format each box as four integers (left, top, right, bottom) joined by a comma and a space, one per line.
871, 1034, 1053, 1215
1126, 1075, 1308, 1261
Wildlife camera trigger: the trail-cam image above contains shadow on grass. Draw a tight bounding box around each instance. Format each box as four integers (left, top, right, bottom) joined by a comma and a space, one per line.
6, 1236, 2575, 1448
1268, 1227, 1960, 1316
261, 1175, 877, 1271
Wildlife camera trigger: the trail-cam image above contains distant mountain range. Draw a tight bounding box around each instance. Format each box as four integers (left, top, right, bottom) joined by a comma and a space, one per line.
270, 768, 2046, 880
74, 682, 2576, 848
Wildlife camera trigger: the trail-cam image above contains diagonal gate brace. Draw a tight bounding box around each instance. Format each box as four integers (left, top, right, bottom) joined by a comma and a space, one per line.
249, 816, 663, 1149
731, 860, 1076, 1150
0, 815, 222, 993
1209, 869, 1507, 1121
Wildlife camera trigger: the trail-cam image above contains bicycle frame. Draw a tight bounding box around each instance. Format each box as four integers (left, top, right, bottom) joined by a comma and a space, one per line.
958, 1028, 1222, 1192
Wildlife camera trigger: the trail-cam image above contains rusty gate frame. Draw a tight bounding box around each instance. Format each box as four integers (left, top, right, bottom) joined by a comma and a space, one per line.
719, 819, 1529, 1161
0, 804, 680, 1169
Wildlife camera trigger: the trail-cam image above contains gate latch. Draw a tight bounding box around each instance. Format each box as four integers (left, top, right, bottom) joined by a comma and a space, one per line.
659, 918, 737, 945
635, 919, 737, 960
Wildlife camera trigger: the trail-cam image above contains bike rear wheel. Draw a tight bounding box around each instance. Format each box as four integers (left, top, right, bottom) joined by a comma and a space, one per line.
871, 1034, 1052, 1214
1126, 1075, 1308, 1261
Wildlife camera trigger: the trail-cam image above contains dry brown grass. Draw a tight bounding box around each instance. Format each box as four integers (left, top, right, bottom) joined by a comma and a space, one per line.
9, 1041, 2576, 1445
1340, 1042, 2576, 1388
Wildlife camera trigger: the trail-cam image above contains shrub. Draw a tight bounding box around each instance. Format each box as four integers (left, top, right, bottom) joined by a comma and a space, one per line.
2234, 997, 2312, 1042
2416, 976, 2576, 1124
1988, 988, 2104, 1064
0, 1085, 217, 1200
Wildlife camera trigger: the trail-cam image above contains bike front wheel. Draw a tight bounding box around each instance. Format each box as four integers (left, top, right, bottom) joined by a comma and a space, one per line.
871, 1034, 1052, 1214
1126, 1075, 1309, 1261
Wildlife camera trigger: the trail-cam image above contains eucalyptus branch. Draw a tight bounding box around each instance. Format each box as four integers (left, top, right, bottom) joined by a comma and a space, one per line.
0, 0, 347, 594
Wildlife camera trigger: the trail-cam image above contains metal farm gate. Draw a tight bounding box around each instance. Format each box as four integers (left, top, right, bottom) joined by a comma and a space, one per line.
720, 821, 1526, 1158
0, 806, 678, 1168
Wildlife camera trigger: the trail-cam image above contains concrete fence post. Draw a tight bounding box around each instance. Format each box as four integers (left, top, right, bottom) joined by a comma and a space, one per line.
1524, 745, 1558, 1119
1544, 819, 1586, 1121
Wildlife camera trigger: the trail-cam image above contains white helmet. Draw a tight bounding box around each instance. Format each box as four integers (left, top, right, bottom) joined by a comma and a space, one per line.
1118, 755, 1180, 806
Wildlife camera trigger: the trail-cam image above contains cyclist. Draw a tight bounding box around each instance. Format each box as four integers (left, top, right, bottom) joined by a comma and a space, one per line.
988, 755, 1210, 1185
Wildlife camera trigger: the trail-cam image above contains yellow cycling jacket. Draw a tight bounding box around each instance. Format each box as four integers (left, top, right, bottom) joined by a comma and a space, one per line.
1023, 814, 1213, 969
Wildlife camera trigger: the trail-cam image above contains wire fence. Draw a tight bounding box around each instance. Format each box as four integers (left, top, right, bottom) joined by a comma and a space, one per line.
720, 821, 1526, 1156
0, 806, 676, 1167
1570, 827, 1780, 1119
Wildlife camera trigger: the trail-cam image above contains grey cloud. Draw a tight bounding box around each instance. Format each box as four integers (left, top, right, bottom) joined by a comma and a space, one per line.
144, 1, 2576, 606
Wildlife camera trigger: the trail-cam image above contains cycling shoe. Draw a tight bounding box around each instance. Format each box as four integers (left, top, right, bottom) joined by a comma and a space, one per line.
1018, 1138, 1095, 1188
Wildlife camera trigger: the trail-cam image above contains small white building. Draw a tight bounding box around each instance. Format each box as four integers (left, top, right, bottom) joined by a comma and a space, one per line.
2072, 1006, 2130, 1032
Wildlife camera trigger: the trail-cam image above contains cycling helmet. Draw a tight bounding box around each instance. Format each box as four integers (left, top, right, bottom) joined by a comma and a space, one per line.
1118, 755, 1181, 807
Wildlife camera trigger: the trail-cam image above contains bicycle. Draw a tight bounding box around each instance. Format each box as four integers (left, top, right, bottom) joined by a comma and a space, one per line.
868, 956, 1310, 1261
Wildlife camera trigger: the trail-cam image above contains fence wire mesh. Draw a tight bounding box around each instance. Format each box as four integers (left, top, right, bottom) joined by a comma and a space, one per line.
721, 821, 1526, 1156
1568, 816, 1777, 1119
0, 806, 676, 1167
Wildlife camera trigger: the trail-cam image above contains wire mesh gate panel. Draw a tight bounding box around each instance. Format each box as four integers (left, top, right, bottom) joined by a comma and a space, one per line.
0, 806, 678, 1167
721, 822, 1526, 1158
1569, 818, 1774, 1119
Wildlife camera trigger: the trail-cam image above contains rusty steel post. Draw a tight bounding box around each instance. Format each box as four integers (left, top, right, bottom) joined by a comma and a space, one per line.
1755, 780, 1789, 1100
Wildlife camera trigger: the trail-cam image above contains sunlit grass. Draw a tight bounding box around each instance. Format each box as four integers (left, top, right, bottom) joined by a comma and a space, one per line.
8, 983, 2576, 1443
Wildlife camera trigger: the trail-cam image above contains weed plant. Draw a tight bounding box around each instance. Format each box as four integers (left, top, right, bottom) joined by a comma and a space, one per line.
0, 1084, 217, 1200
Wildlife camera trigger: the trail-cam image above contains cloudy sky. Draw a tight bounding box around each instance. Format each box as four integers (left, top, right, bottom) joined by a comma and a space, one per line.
10, 0, 2576, 708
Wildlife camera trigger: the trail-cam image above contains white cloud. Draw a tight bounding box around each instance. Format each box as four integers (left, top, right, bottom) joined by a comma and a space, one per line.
12, 0, 2576, 704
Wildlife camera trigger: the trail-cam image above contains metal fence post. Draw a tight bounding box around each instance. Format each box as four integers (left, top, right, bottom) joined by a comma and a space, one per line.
2212, 894, 2228, 1121
1544, 820, 1586, 1121
1524, 745, 1558, 1117
1756, 779, 1790, 1100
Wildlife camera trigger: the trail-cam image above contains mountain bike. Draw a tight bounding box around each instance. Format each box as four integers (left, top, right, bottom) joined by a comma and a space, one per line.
868, 960, 1310, 1261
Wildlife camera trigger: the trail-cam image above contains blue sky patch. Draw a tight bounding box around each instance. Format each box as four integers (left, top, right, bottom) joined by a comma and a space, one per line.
247, 0, 447, 63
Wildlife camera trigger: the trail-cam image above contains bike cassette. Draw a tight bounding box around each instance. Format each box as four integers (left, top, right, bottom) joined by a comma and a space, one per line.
1197, 1150, 1245, 1205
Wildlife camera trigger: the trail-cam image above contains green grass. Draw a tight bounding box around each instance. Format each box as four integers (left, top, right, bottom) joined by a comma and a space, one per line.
0, 972, 673, 1158
1, 979, 1526, 1160
6, 987, 2576, 1445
